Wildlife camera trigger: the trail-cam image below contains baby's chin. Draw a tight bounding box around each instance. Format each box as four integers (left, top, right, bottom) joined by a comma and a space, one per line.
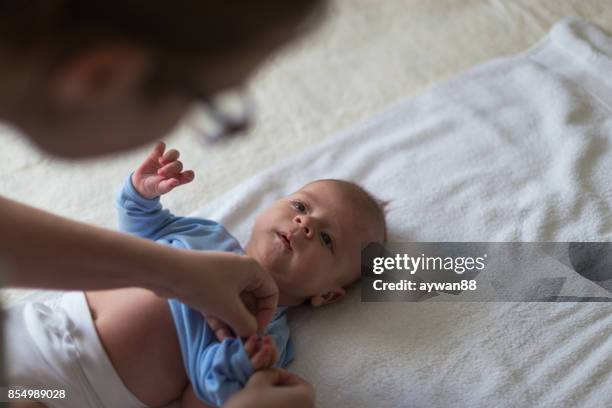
267, 268, 289, 291
264, 271, 305, 306
245, 245, 303, 301
246, 239, 288, 268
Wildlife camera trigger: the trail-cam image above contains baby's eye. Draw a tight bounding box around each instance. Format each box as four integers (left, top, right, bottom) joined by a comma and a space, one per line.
320, 232, 334, 252
292, 201, 307, 213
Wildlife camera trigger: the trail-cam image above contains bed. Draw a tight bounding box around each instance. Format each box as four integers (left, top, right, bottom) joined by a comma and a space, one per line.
2, 1, 611, 407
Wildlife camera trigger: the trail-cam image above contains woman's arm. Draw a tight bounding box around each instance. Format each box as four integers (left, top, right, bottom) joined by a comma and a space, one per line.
0, 195, 278, 337
2, 194, 172, 291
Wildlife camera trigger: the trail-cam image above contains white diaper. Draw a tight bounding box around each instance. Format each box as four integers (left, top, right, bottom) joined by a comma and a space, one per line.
3, 291, 147, 408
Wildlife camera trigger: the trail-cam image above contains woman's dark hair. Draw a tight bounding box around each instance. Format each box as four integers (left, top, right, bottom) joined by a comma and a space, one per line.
0, 0, 326, 95
0, 1, 325, 57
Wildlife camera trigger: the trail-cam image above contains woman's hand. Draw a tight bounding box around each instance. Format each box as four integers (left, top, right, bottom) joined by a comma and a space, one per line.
131, 142, 194, 199
170, 251, 279, 338
224, 369, 315, 408
206, 314, 235, 341
205, 291, 258, 341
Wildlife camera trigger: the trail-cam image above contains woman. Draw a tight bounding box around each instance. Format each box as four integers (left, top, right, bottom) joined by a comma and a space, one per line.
0, 1, 325, 407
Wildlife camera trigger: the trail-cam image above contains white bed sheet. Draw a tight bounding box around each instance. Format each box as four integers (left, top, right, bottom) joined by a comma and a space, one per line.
191, 17, 612, 407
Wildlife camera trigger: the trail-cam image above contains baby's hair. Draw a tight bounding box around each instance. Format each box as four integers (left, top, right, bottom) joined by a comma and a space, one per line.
305, 179, 389, 243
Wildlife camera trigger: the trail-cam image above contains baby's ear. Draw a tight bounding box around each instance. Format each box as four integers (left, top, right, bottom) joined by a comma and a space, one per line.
310, 287, 346, 307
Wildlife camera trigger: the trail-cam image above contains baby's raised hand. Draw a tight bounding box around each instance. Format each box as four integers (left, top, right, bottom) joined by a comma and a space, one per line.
132, 142, 195, 199
244, 334, 279, 371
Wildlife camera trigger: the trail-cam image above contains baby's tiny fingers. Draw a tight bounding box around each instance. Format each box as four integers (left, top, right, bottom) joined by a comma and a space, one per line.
157, 160, 183, 176
250, 346, 271, 371
149, 141, 165, 161
217, 328, 231, 340
157, 178, 180, 195
244, 334, 258, 357
159, 148, 180, 164
258, 337, 277, 367
268, 343, 278, 366
177, 170, 195, 185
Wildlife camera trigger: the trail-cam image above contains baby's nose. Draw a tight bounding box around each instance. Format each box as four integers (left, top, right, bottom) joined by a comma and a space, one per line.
294, 215, 314, 238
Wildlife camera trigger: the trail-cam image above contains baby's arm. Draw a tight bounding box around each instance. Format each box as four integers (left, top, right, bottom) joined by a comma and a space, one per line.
191, 315, 294, 406
184, 336, 254, 407
207, 310, 294, 367
180, 335, 277, 408
116, 142, 195, 240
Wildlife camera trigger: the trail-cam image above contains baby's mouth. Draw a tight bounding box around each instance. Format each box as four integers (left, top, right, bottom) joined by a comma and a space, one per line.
276, 232, 293, 251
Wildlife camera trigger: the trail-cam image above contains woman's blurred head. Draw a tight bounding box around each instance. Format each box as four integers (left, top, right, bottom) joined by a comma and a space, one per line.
0, 0, 326, 157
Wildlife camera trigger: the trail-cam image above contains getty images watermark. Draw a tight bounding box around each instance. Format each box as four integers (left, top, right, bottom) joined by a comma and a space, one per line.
361, 242, 612, 302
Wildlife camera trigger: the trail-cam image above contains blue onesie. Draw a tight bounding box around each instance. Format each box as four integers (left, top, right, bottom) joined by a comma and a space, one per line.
116, 175, 294, 407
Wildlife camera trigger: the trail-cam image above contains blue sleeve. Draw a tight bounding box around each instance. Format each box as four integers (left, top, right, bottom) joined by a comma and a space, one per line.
190, 314, 294, 406
169, 299, 254, 407
266, 311, 295, 368
170, 299, 295, 407
189, 338, 255, 407
115, 173, 181, 241
115, 174, 243, 253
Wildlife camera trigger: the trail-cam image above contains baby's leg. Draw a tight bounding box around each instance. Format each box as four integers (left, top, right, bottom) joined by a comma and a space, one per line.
180, 384, 215, 408
86, 288, 188, 406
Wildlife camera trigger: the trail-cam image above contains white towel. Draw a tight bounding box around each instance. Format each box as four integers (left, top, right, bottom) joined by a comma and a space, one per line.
193, 17, 612, 408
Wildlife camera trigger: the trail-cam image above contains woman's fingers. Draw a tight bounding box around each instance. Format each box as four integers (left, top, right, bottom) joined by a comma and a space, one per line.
206, 314, 234, 341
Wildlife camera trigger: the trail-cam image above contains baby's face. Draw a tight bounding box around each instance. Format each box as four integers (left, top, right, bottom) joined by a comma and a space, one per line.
246, 180, 382, 306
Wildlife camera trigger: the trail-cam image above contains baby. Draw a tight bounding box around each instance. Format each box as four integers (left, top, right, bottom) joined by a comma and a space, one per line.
5, 142, 386, 408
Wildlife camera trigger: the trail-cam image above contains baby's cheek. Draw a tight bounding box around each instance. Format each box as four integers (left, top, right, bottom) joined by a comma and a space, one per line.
298, 266, 329, 292
280, 265, 308, 293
